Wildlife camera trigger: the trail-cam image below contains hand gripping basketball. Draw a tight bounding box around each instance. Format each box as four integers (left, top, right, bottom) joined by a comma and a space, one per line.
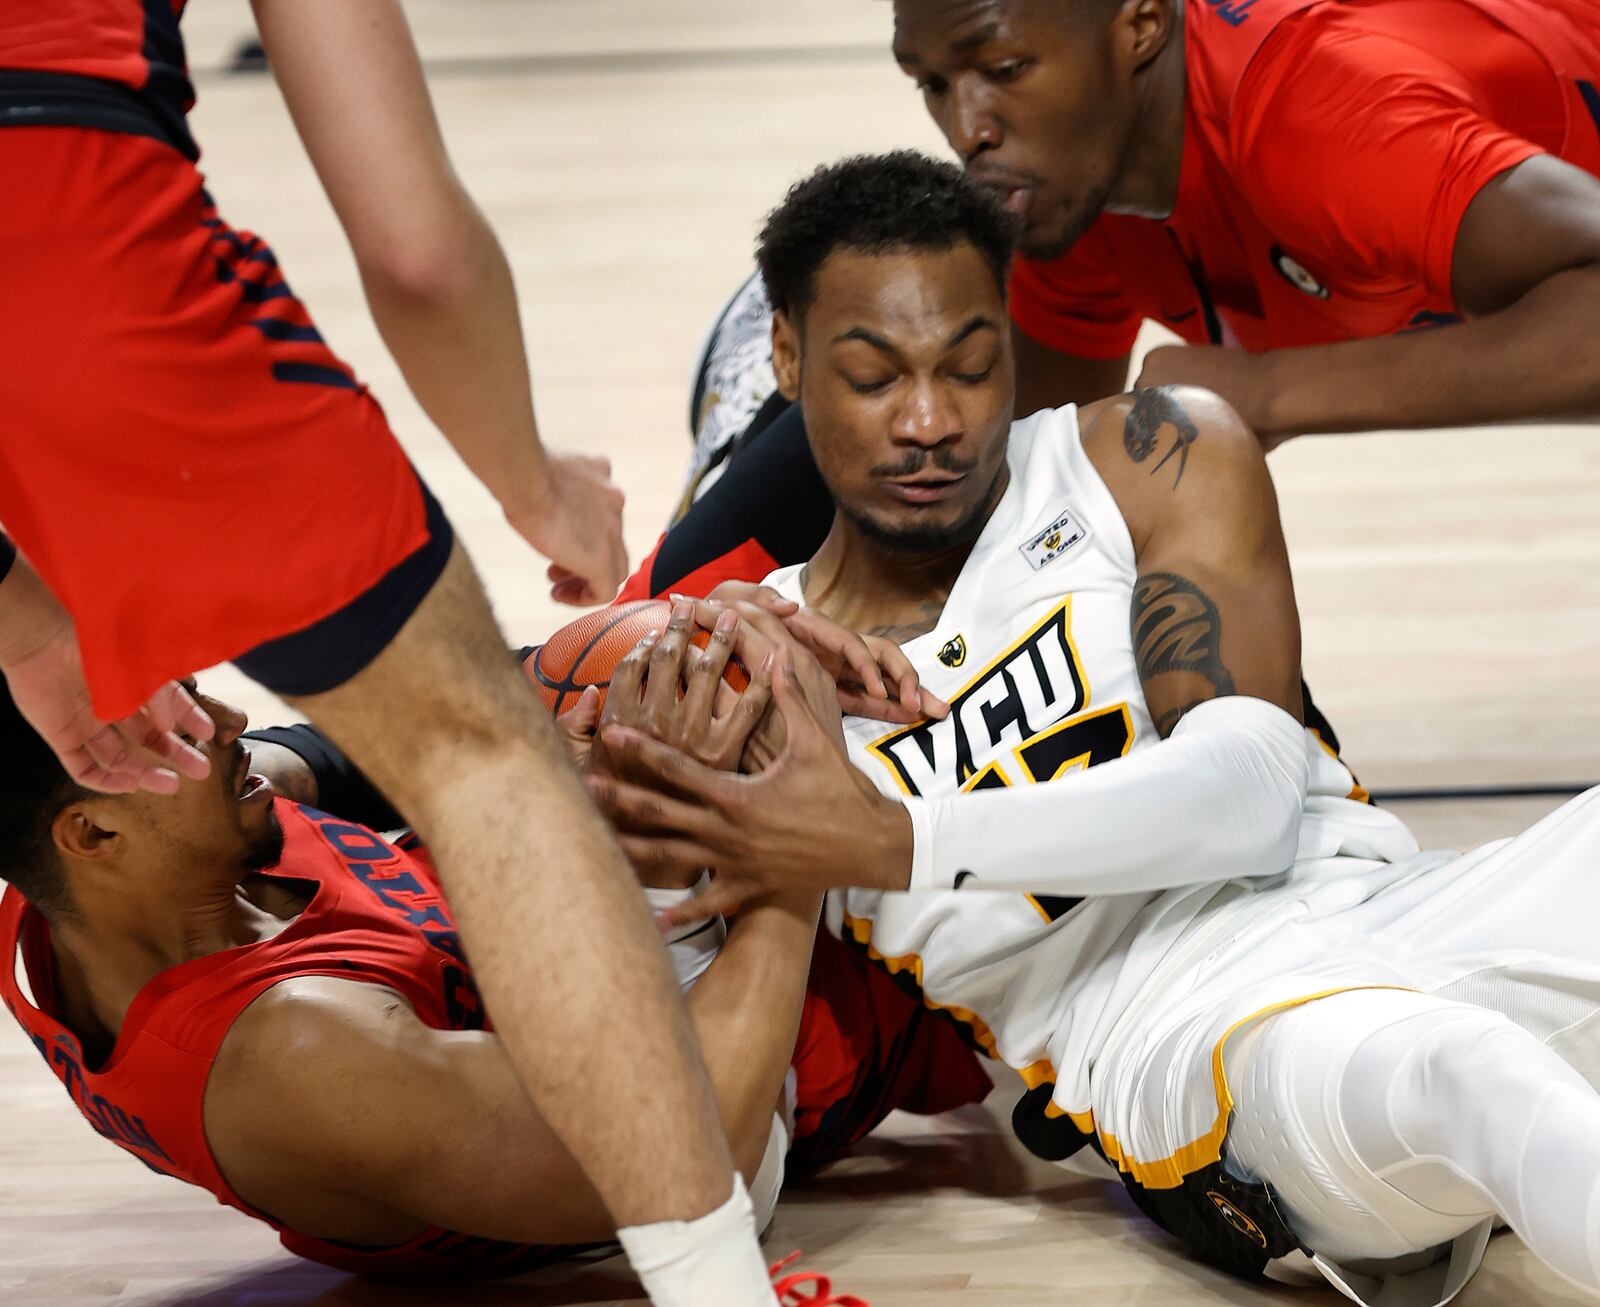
594, 601, 774, 775
524, 598, 750, 718
586, 647, 916, 926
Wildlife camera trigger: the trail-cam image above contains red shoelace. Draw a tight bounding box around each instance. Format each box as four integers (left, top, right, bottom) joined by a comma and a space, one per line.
769, 1251, 870, 1306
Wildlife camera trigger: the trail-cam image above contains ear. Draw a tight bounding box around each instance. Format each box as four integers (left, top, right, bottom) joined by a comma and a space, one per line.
1115, 0, 1176, 71
52, 801, 123, 863
771, 310, 802, 402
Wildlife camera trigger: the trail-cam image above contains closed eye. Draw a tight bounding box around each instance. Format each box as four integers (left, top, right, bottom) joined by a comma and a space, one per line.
849, 378, 893, 395
982, 59, 1032, 85
952, 365, 995, 385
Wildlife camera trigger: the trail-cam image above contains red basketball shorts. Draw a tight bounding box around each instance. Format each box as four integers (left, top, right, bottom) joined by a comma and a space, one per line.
0, 127, 433, 719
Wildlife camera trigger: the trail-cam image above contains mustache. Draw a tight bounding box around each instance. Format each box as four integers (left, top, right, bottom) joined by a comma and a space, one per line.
870, 449, 980, 479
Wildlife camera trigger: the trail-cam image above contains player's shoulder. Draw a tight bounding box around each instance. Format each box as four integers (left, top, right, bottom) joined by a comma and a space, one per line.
213, 977, 414, 1107
1079, 387, 1271, 547
1081, 385, 1262, 469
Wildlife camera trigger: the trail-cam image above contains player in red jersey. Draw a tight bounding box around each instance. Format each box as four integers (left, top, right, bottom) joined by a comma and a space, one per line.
893, 0, 1600, 442
622, 0, 1600, 617
0, 4, 797, 1299
0, 637, 986, 1286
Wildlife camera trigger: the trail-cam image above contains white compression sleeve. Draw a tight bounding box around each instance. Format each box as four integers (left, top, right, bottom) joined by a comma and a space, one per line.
903, 695, 1310, 894
1343, 1002, 1600, 1293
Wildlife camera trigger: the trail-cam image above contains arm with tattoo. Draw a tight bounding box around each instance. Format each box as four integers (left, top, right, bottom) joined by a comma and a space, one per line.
1086, 385, 1304, 736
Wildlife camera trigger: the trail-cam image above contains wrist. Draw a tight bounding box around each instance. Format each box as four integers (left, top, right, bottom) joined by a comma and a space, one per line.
0, 565, 72, 670
498, 446, 556, 527
1247, 349, 1288, 438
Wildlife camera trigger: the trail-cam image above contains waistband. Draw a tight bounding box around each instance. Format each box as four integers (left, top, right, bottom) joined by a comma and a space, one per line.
0, 69, 197, 161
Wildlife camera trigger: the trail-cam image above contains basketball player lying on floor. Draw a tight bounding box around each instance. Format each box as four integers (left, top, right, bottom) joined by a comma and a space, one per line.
588, 152, 1600, 1307
0, 638, 986, 1284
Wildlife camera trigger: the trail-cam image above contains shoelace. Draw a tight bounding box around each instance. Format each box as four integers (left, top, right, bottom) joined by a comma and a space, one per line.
769, 1251, 871, 1307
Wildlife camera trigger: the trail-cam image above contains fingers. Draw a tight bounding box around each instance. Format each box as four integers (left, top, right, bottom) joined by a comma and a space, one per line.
712, 650, 775, 765
788, 610, 887, 700
59, 740, 143, 795
601, 632, 656, 730
836, 691, 923, 724
919, 686, 952, 720
688, 583, 799, 617
616, 833, 720, 889
557, 683, 602, 738
146, 681, 217, 743
768, 648, 830, 752
550, 573, 596, 607
654, 878, 752, 930
860, 637, 921, 713
584, 773, 716, 841
598, 724, 731, 801
116, 703, 210, 782
82, 725, 180, 795
678, 608, 739, 744
641, 600, 697, 732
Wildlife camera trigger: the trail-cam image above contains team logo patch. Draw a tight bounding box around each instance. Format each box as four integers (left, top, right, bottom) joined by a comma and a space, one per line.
938, 635, 968, 668
1270, 245, 1329, 300
1206, 1190, 1269, 1249
1019, 508, 1088, 571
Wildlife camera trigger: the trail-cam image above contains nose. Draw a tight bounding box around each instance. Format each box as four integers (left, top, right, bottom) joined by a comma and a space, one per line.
944, 82, 1001, 162
204, 698, 249, 750
891, 377, 963, 450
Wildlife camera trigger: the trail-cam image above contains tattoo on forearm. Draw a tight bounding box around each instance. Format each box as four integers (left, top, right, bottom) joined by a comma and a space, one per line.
1124, 387, 1199, 489
1131, 572, 1236, 734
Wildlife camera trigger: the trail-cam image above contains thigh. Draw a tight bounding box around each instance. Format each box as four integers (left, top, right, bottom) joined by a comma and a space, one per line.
1224, 989, 1492, 1263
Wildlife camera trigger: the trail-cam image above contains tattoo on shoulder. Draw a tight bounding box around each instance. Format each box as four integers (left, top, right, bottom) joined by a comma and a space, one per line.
1124, 387, 1199, 489
1130, 571, 1236, 734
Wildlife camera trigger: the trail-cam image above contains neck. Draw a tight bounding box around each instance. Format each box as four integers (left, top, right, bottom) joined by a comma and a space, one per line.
46, 869, 257, 1047
801, 469, 1008, 643
1107, 0, 1189, 220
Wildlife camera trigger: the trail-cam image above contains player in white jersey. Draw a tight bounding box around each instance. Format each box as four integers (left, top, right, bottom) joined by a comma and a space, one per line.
591, 152, 1600, 1307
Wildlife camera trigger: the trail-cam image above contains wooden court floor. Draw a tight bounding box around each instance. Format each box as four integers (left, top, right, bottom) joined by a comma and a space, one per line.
3, 2, 1598, 1302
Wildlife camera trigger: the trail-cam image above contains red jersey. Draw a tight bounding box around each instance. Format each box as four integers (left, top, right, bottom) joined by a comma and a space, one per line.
0, 799, 987, 1276
0, 1, 195, 156
1010, 0, 1600, 358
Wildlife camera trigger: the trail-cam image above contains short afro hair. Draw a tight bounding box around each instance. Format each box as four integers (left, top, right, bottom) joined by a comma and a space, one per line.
756, 150, 1017, 321
0, 676, 82, 917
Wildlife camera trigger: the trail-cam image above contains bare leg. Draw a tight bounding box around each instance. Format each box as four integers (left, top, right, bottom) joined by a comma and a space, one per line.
287, 543, 773, 1303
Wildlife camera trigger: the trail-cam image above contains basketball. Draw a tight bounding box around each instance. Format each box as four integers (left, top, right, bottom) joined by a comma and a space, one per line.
524, 599, 750, 716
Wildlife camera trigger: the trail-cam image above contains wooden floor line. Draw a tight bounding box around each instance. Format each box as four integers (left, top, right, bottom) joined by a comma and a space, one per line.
1375, 781, 1598, 802
192, 41, 887, 84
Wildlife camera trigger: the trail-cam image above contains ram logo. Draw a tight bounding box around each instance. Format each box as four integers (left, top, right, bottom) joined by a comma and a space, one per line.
937, 635, 968, 668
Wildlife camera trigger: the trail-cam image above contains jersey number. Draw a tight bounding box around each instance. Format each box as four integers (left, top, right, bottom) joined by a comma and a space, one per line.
964, 704, 1134, 922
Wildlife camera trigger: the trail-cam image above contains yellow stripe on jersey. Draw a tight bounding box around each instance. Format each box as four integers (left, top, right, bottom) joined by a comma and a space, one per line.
841, 913, 1055, 1089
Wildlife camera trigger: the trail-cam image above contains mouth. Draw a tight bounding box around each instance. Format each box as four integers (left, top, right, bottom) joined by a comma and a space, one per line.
967, 168, 1038, 220
234, 748, 273, 804
884, 473, 968, 505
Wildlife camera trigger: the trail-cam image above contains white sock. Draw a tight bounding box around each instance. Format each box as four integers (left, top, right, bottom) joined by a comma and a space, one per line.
617, 1174, 778, 1307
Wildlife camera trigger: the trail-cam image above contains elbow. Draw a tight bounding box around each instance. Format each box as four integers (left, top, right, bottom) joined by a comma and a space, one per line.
357, 213, 492, 311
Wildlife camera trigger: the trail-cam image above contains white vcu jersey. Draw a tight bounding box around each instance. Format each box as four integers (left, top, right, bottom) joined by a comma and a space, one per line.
768, 405, 1415, 1193
772, 405, 1600, 1301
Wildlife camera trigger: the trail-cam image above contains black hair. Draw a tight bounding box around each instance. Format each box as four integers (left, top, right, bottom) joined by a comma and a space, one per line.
756, 150, 1018, 321
0, 676, 83, 917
